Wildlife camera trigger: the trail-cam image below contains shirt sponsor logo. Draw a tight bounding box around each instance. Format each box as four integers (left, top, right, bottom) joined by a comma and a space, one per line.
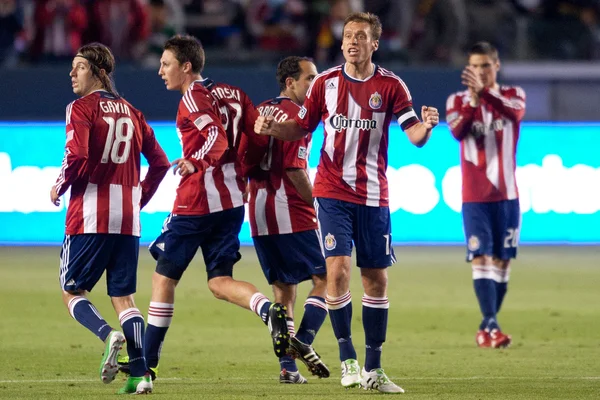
330, 114, 377, 132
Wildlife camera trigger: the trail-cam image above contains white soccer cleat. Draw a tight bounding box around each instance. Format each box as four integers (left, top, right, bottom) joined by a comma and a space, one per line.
360, 367, 405, 393
99, 330, 126, 384
340, 359, 362, 388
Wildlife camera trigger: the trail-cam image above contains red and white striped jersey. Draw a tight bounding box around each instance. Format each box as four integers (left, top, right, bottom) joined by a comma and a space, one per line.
249, 97, 318, 236
172, 81, 230, 215
446, 85, 526, 203
55, 90, 170, 236
199, 78, 263, 209
295, 64, 418, 207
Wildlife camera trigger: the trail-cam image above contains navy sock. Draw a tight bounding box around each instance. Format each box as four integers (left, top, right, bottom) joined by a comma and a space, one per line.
326, 292, 357, 361
473, 265, 498, 330
145, 302, 174, 368
279, 355, 298, 372
68, 297, 112, 342
119, 308, 147, 377
492, 265, 510, 313
295, 296, 327, 346
362, 294, 388, 372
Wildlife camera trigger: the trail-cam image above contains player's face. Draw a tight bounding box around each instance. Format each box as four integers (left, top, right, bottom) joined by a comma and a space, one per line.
341, 21, 378, 65
291, 61, 317, 105
69, 56, 97, 97
468, 54, 499, 89
159, 50, 186, 92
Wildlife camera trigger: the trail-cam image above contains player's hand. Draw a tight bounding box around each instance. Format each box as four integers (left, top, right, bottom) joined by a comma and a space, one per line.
50, 186, 60, 206
172, 158, 197, 176
254, 115, 274, 136
461, 66, 484, 94
421, 106, 439, 130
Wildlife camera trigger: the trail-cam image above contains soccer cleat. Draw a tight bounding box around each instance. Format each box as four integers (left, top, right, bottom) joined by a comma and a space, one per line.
117, 355, 158, 381
288, 336, 330, 378
100, 331, 126, 384
475, 329, 492, 348
117, 373, 153, 394
340, 359, 361, 388
279, 369, 308, 384
267, 303, 290, 357
360, 368, 405, 393
490, 328, 512, 348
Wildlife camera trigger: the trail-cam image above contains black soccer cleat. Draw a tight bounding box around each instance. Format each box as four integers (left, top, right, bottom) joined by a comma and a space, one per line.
288, 336, 330, 378
267, 303, 290, 357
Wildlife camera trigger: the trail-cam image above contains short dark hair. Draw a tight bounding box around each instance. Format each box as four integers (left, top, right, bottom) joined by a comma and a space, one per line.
164, 35, 205, 74
276, 56, 313, 92
76, 42, 119, 97
468, 41, 499, 61
343, 12, 382, 41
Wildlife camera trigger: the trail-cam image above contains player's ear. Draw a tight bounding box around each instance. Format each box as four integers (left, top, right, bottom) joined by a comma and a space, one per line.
182, 61, 192, 74
372, 40, 379, 52
285, 76, 295, 90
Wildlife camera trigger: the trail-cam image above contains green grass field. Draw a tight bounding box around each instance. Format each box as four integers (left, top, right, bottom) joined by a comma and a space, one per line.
0, 246, 598, 399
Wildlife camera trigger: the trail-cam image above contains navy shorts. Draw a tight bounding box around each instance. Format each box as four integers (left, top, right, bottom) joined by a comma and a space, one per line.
315, 197, 396, 268
59, 234, 139, 297
253, 230, 326, 285
462, 199, 521, 262
149, 206, 244, 279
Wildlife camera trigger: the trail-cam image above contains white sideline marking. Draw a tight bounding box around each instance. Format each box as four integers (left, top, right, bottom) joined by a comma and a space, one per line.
0, 376, 599, 384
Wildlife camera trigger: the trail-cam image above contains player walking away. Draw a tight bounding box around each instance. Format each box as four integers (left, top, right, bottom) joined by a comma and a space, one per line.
249, 56, 329, 384
255, 12, 439, 394
446, 41, 525, 349
51, 42, 170, 394
126, 35, 289, 386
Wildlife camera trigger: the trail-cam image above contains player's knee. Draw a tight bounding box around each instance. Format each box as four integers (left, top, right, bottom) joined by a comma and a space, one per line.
311, 274, 327, 294
493, 259, 510, 269
207, 276, 232, 300
471, 255, 492, 266
155, 256, 184, 281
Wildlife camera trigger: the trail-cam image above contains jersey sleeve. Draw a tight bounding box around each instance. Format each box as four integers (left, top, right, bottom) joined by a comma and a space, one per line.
139, 113, 170, 208
446, 92, 477, 141
479, 86, 526, 122
282, 137, 309, 170
392, 79, 419, 131
294, 75, 324, 133
185, 90, 228, 168
54, 100, 92, 196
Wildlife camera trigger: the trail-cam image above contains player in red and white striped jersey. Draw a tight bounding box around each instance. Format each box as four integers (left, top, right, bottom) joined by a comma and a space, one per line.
143, 36, 289, 381
255, 13, 440, 393
51, 43, 169, 393
446, 41, 525, 349
249, 56, 329, 383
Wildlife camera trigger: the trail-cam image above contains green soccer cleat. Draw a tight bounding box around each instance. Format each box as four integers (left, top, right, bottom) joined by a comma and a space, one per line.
340, 359, 361, 388
360, 368, 405, 393
117, 373, 153, 395
100, 331, 126, 384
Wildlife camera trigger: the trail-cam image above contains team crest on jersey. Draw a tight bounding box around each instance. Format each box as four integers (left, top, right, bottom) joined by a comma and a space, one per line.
298, 146, 307, 160
324, 233, 337, 251
468, 235, 480, 251
369, 91, 382, 109
298, 106, 307, 119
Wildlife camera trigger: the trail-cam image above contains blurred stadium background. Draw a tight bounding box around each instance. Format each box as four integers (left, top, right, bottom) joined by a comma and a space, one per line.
0, 0, 599, 399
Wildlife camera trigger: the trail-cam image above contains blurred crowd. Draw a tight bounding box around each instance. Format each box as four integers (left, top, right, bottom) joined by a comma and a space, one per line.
1, 0, 599, 69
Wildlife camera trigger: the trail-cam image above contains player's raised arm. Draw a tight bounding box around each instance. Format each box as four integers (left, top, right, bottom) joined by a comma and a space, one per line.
401, 106, 439, 147
446, 92, 478, 141
52, 101, 91, 204
479, 86, 526, 122
254, 116, 307, 141
139, 117, 170, 208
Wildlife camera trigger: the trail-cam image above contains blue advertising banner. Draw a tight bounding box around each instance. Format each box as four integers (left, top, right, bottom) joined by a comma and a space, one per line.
1, 122, 599, 245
